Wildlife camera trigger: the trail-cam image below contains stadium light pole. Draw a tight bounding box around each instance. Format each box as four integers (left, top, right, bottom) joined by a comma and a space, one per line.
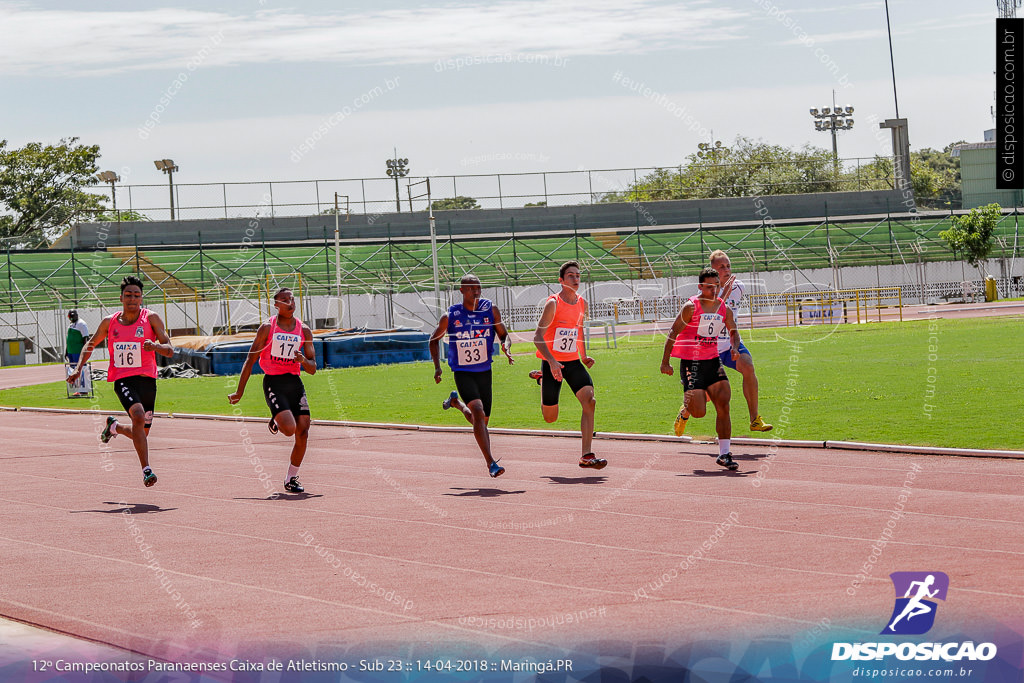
153, 159, 179, 220
96, 171, 120, 223
810, 101, 854, 178
385, 154, 409, 213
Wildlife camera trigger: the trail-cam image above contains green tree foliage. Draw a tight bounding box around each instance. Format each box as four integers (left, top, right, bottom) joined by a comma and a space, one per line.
93, 209, 150, 222
939, 203, 1001, 269
599, 137, 837, 202
0, 137, 105, 246
848, 145, 962, 208
431, 196, 480, 211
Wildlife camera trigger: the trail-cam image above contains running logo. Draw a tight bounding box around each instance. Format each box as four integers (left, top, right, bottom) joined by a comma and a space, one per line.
881, 571, 949, 635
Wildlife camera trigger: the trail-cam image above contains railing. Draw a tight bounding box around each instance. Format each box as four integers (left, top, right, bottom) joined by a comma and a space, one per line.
81, 158, 897, 221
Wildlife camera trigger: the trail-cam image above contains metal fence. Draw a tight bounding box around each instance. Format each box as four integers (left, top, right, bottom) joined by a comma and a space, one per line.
3, 208, 1021, 315
84, 158, 896, 221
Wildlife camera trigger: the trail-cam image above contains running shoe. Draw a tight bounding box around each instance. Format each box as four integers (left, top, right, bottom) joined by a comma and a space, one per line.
715, 453, 739, 471
579, 453, 608, 469
673, 405, 689, 437
750, 416, 773, 432
268, 417, 279, 434
488, 460, 505, 478
528, 370, 542, 385
143, 469, 158, 487
100, 416, 118, 443
284, 476, 304, 493
442, 390, 458, 410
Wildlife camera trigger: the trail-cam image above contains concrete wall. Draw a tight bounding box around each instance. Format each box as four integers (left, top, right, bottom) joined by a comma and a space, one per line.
60, 189, 908, 249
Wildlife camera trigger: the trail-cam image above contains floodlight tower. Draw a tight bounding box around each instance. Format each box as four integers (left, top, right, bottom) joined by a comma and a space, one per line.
810, 101, 854, 178
153, 159, 179, 219
385, 152, 409, 213
96, 171, 120, 222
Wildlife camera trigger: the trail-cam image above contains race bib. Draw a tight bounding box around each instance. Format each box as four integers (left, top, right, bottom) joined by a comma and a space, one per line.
456, 337, 487, 366
271, 332, 302, 361
698, 314, 725, 341
112, 341, 142, 368
554, 327, 577, 354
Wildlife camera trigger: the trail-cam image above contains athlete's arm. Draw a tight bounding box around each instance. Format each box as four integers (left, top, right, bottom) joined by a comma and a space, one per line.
66, 318, 109, 384
228, 323, 269, 404
579, 299, 594, 368
724, 307, 740, 362
660, 303, 692, 375
492, 306, 514, 365
428, 314, 449, 383
296, 324, 316, 375
533, 298, 564, 381
144, 313, 175, 358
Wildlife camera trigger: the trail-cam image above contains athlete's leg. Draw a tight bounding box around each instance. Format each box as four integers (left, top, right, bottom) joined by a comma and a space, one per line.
735, 353, 760, 422
706, 380, 732, 441
122, 403, 151, 469
575, 385, 596, 456
464, 398, 497, 466
289, 414, 310, 467
274, 410, 298, 437
686, 389, 708, 418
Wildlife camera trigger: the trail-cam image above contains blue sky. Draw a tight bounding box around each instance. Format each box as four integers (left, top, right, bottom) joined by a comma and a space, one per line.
0, 1, 995, 191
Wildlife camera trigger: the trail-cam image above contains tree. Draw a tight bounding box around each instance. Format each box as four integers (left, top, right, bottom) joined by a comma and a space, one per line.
939, 203, 1001, 272
93, 209, 150, 222
0, 137, 105, 247
431, 196, 480, 211
599, 137, 837, 203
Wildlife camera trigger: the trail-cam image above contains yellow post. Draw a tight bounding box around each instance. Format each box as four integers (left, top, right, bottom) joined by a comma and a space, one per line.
613, 302, 619, 323
639, 299, 645, 321
898, 287, 903, 322
855, 290, 861, 324
194, 292, 200, 335
225, 284, 231, 335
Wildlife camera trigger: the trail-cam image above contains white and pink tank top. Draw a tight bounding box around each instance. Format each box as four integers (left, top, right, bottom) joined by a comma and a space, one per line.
258, 315, 304, 376
671, 295, 727, 361
106, 308, 158, 381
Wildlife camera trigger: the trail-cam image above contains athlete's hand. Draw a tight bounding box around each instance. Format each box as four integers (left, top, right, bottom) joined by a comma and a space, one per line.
660, 362, 674, 376
730, 348, 740, 363
433, 367, 443, 384
294, 350, 306, 363
582, 355, 595, 369
227, 391, 242, 405
719, 276, 735, 300
142, 339, 157, 352
502, 342, 515, 365
550, 361, 565, 382
66, 369, 81, 384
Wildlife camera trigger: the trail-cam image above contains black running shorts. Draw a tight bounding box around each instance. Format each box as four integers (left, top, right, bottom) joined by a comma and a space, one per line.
263, 373, 310, 419
680, 357, 727, 393
541, 359, 593, 406
454, 369, 493, 417
113, 376, 157, 427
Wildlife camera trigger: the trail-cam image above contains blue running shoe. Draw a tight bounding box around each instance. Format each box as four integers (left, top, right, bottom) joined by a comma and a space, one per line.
489, 460, 505, 478
442, 390, 458, 410
143, 468, 157, 487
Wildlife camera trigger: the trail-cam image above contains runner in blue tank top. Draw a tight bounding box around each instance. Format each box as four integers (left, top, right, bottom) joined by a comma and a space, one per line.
429, 274, 514, 477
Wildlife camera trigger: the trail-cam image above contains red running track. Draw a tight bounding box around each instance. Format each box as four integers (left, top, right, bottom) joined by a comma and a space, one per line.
0, 410, 1020, 662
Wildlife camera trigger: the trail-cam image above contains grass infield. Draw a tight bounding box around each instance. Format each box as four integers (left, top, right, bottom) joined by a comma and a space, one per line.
3, 316, 1021, 450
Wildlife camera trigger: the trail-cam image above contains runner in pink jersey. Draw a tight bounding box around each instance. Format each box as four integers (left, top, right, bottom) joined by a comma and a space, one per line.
660, 267, 742, 471
67, 276, 174, 487
229, 288, 317, 494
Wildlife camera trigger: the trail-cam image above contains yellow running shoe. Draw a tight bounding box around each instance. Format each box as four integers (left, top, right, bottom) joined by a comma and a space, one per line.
673, 406, 689, 437
750, 415, 773, 432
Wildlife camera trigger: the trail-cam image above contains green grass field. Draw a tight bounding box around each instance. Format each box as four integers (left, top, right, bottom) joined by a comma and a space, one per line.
3, 316, 1022, 450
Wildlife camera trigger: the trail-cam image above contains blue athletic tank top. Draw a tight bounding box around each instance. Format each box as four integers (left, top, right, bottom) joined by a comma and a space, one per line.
446, 299, 495, 372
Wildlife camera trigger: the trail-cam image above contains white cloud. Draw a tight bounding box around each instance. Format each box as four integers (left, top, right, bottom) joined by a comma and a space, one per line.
0, 1, 746, 76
